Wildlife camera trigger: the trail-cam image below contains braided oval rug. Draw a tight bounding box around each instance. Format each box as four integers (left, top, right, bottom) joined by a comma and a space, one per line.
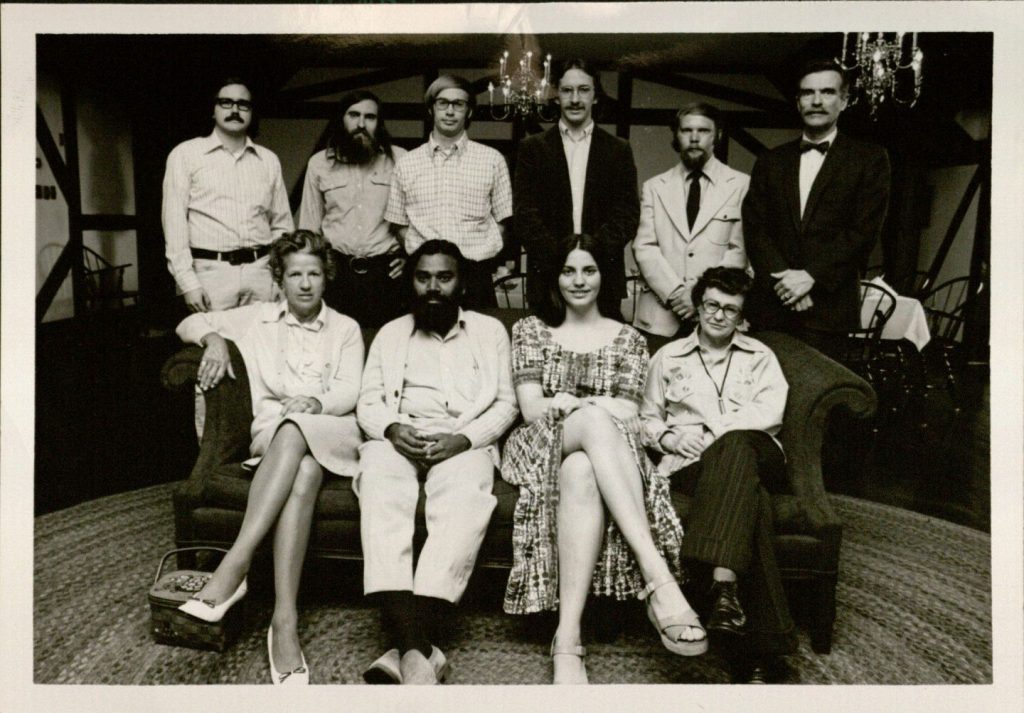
33, 483, 991, 685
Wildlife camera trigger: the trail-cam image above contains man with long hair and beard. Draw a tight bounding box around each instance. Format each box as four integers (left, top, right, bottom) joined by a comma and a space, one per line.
355, 240, 518, 685
298, 89, 407, 328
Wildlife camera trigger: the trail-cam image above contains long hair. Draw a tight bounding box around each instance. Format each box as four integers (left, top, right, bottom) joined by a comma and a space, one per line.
535, 233, 620, 327
326, 89, 394, 162
268, 230, 336, 285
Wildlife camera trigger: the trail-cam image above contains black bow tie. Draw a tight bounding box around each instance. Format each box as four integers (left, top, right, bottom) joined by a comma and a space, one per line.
800, 140, 830, 154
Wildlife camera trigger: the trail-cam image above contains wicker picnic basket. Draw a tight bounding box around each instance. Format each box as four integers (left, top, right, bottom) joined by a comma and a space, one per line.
148, 547, 242, 652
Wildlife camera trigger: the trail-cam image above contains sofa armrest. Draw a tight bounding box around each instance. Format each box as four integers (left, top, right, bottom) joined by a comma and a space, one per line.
756, 331, 877, 531
160, 340, 253, 500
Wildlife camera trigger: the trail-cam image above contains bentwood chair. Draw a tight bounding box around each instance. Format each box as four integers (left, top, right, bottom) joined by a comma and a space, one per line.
82, 245, 138, 312
493, 272, 530, 315
919, 277, 984, 406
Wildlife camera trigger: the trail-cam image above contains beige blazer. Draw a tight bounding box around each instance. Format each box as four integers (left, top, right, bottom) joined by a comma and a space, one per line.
632, 158, 749, 336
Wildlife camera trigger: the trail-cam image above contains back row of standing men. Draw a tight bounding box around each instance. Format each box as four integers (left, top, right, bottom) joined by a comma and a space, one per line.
162, 58, 890, 356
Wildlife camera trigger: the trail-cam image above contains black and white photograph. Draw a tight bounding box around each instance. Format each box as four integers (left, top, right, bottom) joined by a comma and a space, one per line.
2, 3, 1022, 712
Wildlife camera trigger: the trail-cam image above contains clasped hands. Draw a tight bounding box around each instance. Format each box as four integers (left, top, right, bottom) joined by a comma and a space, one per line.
666, 286, 696, 321
771, 269, 815, 312
660, 429, 714, 460
386, 423, 470, 466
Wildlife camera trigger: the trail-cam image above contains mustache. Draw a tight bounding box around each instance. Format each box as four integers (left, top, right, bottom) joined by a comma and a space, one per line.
226, 114, 244, 122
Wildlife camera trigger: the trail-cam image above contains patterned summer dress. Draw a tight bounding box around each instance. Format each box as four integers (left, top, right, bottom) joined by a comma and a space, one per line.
501, 316, 684, 615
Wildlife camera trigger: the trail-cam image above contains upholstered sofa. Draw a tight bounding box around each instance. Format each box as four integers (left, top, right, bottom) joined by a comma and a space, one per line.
161, 309, 875, 654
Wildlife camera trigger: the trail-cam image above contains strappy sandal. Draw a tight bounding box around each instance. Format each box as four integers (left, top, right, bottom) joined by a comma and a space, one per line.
550, 637, 589, 685
639, 579, 708, 656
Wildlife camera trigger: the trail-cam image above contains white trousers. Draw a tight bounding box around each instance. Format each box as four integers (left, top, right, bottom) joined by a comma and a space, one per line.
356, 440, 497, 603
193, 256, 277, 310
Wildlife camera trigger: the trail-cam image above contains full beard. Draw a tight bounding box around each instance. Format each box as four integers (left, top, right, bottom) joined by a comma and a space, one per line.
412, 293, 460, 336
681, 148, 710, 171
333, 130, 380, 165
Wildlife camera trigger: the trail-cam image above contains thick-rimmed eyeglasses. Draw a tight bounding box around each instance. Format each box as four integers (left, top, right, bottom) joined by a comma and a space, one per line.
434, 98, 469, 111
216, 98, 253, 112
699, 300, 742, 321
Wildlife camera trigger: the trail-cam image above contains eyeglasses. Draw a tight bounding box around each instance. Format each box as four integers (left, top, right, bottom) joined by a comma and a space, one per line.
699, 300, 742, 321
434, 98, 469, 111
216, 98, 253, 112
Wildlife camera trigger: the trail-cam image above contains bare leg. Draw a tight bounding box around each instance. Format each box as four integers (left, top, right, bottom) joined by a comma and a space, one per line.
195, 422, 309, 603
561, 406, 700, 642
269, 454, 323, 672
553, 453, 604, 684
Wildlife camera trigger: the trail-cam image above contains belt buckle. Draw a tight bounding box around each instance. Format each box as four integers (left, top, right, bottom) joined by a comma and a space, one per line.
349, 256, 370, 275
229, 248, 255, 266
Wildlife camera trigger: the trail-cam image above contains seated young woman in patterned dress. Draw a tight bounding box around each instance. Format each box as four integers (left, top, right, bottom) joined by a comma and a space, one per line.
175, 230, 364, 685
501, 233, 706, 685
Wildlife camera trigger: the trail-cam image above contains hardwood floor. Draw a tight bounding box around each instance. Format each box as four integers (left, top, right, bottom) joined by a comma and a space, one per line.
35, 312, 992, 533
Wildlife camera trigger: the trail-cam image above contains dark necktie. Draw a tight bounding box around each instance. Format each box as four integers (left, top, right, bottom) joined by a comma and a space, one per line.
800, 140, 830, 154
686, 171, 703, 230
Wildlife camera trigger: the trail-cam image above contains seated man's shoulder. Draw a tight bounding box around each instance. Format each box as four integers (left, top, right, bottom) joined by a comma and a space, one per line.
463, 309, 509, 334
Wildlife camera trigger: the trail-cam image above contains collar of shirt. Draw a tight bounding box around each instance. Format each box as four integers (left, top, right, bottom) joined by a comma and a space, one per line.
410, 307, 468, 340
667, 327, 764, 358
428, 131, 468, 157
558, 119, 594, 143
202, 131, 258, 158
268, 300, 327, 332
685, 155, 721, 186
800, 127, 838, 148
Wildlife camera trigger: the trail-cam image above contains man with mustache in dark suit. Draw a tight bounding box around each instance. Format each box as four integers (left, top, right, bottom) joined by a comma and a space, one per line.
514, 59, 640, 313
742, 59, 891, 358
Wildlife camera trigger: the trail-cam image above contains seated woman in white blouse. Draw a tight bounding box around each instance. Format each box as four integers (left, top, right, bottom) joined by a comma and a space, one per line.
640, 266, 796, 683
175, 230, 364, 685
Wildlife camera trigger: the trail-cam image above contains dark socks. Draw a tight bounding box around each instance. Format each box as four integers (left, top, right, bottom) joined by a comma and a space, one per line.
372, 591, 450, 658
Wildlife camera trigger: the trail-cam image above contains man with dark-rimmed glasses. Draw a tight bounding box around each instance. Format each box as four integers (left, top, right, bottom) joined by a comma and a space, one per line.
163, 76, 293, 313
385, 75, 512, 309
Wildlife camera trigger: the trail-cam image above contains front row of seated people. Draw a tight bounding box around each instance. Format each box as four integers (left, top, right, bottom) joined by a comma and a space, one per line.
175, 229, 792, 685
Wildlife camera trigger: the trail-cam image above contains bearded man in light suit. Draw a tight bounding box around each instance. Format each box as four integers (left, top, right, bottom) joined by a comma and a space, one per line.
632, 102, 749, 338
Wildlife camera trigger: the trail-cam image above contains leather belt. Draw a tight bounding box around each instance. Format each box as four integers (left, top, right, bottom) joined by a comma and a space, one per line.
191, 246, 270, 266
332, 250, 395, 275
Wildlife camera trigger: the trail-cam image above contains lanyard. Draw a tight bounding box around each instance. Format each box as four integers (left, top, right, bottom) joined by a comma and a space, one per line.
697, 348, 734, 415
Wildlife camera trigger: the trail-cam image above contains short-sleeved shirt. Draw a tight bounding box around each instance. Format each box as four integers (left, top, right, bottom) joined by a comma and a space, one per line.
511, 315, 648, 405
385, 132, 513, 261
297, 147, 407, 257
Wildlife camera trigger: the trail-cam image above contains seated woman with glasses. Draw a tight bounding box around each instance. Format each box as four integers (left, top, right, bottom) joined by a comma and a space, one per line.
501, 233, 705, 686
175, 230, 364, 685
640, 266, 796, 683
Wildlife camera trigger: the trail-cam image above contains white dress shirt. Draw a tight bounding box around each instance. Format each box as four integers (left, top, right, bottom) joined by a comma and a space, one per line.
559, 119, 594, 234
798, 127, 838, 218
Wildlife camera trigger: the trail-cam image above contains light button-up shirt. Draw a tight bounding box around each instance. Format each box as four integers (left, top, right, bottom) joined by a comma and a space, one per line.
640, 329, 788, 473
559, 119, 594, 234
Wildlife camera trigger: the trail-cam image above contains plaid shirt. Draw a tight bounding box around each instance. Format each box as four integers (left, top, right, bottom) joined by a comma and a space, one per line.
162, 132, 293, 294
385, 132, 513, 261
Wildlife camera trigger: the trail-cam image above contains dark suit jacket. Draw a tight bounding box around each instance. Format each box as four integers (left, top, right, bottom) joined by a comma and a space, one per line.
742, 132, 891, 332
514, 125, 640, 307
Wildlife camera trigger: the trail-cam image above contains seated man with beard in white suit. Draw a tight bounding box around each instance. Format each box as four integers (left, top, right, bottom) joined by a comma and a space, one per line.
632, 102, 749, 338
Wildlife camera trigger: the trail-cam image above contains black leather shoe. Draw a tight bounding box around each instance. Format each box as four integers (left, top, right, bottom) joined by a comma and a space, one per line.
747, 663, 768, 684
706, 580, 747, 635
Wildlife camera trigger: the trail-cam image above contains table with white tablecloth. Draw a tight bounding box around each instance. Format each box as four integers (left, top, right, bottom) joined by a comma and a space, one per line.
861, 278, 931, 350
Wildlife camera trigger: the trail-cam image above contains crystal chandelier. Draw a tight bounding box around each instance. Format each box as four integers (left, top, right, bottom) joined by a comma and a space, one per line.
837, 32, 924, 117
487, 49, 558, 121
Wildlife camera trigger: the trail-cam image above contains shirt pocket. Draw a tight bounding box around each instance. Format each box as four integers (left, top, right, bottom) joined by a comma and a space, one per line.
707, 207, 740, 245
321, 176, 353, 213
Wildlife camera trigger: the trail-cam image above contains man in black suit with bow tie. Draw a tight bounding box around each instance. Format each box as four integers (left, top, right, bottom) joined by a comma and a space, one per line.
742, 59, 891, 357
